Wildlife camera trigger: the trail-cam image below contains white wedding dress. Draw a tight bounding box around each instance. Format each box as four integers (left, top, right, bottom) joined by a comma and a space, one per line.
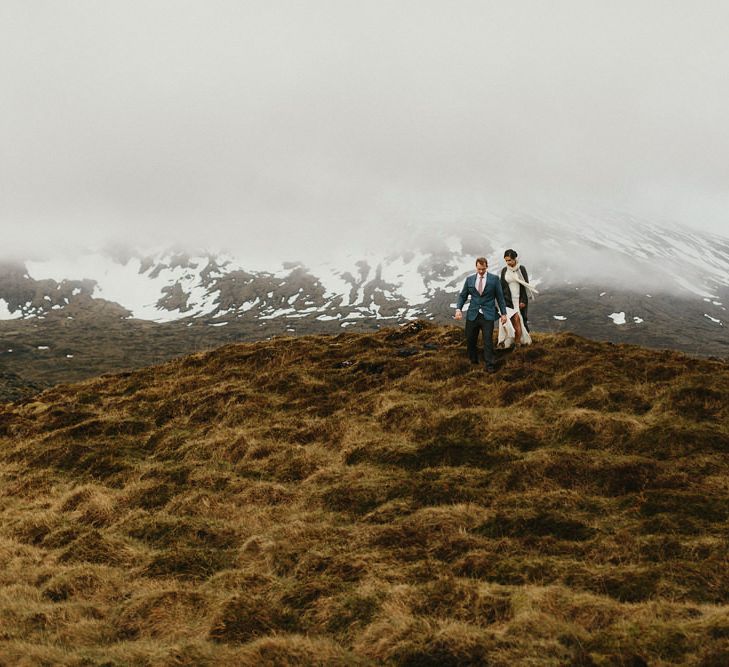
498, 271, 532, 348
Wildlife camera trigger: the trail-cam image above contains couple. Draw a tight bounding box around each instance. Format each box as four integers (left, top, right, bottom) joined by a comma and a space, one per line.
454, 250, 537, 372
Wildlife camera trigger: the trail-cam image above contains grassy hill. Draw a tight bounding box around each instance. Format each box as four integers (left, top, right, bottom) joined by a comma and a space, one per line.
0, 322, 728, 665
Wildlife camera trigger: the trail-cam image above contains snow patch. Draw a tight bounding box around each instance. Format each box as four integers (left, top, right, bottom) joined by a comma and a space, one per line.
240, 298, 260, 313
0, 299, 23, 320
259, 307, 295, 320
609, 312, 626, 325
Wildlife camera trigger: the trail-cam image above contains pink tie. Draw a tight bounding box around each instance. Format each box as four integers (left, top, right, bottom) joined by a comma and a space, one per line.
477, 275, 484, 295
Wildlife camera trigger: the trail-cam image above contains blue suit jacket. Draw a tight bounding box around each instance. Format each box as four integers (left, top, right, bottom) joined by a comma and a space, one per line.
457, 273, 507, 321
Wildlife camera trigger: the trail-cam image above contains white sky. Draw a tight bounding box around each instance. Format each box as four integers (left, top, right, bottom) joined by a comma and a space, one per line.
2, 0, 728, 260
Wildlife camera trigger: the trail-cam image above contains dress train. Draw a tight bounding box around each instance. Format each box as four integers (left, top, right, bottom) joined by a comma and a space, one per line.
498, 307, 532, 348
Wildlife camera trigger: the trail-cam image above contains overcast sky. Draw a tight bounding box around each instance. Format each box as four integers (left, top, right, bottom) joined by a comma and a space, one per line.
2, 0, 728, 260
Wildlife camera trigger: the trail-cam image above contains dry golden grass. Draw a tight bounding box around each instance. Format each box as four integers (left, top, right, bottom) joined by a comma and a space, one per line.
0, 322, 728, 665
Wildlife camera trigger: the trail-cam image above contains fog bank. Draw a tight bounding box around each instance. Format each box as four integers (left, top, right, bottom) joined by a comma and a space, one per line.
2, 1, 728, 259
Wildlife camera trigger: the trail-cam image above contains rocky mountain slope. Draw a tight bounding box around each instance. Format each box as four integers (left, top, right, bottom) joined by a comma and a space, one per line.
0, 323, 728, 665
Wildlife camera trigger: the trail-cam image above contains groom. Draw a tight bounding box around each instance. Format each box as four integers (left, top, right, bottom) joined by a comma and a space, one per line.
455, 257, 508, 373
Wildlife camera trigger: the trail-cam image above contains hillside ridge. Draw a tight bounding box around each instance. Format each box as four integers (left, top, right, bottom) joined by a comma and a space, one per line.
1, 323, 728, 665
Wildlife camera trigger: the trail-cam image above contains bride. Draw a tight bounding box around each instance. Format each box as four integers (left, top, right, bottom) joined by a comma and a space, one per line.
498, 248, 538, 348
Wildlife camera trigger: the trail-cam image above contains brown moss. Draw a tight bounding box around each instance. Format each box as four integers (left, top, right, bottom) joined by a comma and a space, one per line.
122, 513, 240, 550
58, 529, 130, 566
409, 577, 513, 626
318, 466, 405, 515
41, 564, 121, 602
12, 514, 56, 545
236, 634, 368, 666
209, 591, 299, 643
115, 589, 210, 640
122, 480, 177, 510
143, 547, 235, 580
58, 485, 117, 527
356, 615, 504, 666
476, 511, 596, 542
628, 422, 729, 457
567, 566, 661, 603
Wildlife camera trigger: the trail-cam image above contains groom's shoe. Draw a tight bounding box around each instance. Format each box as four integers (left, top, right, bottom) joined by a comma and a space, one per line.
485, 364, 496, 373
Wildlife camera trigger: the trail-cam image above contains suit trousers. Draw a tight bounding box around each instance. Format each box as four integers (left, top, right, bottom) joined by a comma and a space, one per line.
465, 314, 495, 366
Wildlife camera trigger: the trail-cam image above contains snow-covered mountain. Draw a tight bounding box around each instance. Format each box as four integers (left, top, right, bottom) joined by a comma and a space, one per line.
2, 211, 728, 331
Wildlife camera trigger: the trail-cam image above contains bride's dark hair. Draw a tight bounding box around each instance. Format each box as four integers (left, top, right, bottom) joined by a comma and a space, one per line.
504, 249, 518, 260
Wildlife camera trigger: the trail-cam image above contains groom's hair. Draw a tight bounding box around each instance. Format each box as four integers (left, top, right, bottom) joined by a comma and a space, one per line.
475, 257, 487, 266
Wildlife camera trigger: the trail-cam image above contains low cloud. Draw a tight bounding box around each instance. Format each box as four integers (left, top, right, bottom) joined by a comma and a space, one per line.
1, 1, 728, 261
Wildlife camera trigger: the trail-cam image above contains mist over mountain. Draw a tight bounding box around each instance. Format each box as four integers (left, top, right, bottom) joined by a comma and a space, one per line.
3, 1, 729, 261
4, 209, 728, 319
